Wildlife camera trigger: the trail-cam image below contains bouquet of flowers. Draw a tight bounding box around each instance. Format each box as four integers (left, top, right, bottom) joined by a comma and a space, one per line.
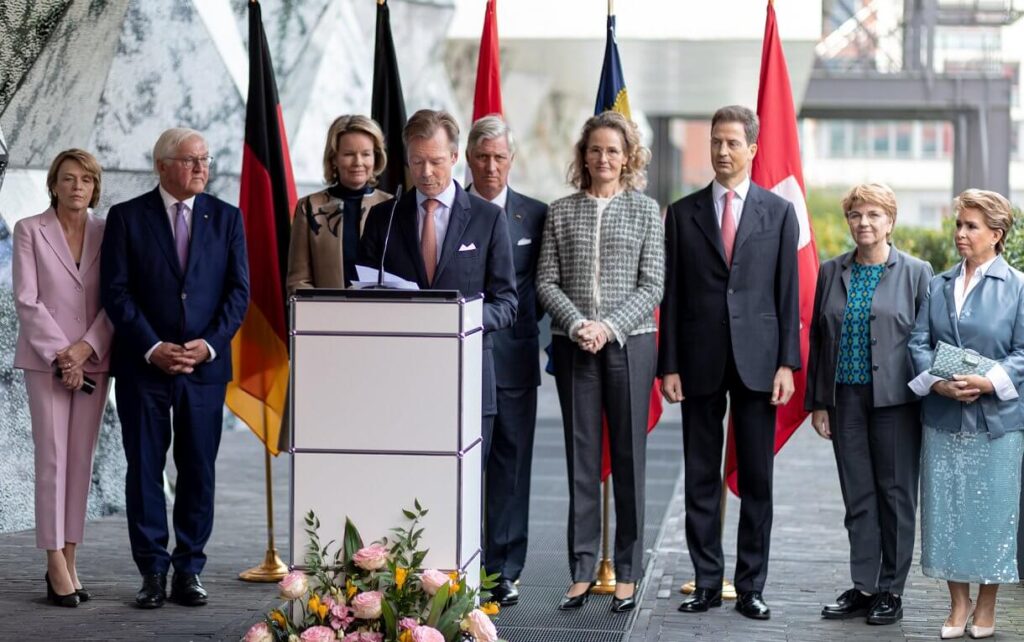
244, 502, 503, 642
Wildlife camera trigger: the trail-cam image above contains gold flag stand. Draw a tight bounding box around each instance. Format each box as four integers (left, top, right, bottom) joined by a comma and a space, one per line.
239, 448, 289, 582
590, 481, 617, 594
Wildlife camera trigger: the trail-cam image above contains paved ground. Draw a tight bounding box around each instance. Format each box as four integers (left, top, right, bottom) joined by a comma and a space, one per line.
2, 370, 1024, 641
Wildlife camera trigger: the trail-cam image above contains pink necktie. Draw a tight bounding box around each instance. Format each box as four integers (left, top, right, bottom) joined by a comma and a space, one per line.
721, 190, 736, 266
421, 199, 439, 285
174, 202, 189, 270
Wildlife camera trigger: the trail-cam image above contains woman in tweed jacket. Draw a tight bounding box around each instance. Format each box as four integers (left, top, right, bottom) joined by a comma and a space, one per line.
537, 111, 664, 613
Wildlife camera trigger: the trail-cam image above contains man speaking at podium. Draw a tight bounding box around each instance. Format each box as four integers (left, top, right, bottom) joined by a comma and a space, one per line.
358, 109, 517, 462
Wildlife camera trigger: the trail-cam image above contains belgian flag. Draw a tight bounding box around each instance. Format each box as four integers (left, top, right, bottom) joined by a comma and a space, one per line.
372, 0, 408, 194
226, 0, 297, 456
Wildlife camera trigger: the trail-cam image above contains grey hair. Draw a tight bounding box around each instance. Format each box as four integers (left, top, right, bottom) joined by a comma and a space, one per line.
152, 127, 206, 173
466, 115, 516, 157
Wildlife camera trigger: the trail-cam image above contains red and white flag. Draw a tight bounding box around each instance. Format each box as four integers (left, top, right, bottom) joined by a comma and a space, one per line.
472, 0, 503, 121
724, 0, 819, 494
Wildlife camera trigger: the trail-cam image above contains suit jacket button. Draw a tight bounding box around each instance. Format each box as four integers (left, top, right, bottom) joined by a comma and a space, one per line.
75, 285, 83, 292
181, 292, 188, 300
721, 320, 727, 325
728, 288, 735, 294
872, 364, 879, 371
871, 338, 877, 345
869, 314, 876, 321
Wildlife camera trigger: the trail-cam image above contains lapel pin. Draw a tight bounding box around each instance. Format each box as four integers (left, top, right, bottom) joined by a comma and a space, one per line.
513, 211, 524, 221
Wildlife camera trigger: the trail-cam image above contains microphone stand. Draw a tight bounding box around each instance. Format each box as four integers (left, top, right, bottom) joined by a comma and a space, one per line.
375, 185, 403, 289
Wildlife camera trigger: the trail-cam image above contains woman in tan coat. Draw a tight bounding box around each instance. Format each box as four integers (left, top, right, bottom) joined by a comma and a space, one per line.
287, 115, 392, 292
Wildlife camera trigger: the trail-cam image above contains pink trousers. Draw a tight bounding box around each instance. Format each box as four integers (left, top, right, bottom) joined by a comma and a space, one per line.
25, 370, 110, 550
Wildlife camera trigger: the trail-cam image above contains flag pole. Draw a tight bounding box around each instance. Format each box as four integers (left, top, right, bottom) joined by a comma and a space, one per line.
591, 480, 616, 594
239, 445, 289, 582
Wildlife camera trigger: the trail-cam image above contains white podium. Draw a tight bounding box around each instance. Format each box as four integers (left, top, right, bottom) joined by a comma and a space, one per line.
288, 289, 483, 584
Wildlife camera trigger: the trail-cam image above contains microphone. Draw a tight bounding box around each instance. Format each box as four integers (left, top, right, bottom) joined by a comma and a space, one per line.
377, 184, 403, 288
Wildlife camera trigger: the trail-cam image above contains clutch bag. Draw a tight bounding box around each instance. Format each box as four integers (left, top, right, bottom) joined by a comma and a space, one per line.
929, 340, 997, 380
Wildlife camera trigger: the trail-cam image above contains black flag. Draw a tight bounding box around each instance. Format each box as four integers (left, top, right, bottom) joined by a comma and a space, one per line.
371, 0, 408, 194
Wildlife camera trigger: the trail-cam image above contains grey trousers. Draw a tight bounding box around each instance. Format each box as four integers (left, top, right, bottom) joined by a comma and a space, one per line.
552, 333, 656, 583
828, 384, 921, 594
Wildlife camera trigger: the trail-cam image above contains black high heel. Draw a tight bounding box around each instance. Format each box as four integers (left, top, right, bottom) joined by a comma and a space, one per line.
45, 572, 80, 607
559, 581, 594, 610
75, 586, 91, 602
611, 581, 639, 613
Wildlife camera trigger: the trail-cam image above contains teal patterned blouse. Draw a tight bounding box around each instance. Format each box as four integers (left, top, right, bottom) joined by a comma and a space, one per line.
836, 263, 886, 384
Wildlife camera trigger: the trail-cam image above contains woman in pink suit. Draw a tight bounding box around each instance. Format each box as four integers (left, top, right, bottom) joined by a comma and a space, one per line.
12, 149, 113, 608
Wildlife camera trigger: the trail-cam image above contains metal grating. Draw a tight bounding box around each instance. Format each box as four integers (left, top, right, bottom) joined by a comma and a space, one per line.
500, 628, 626, 642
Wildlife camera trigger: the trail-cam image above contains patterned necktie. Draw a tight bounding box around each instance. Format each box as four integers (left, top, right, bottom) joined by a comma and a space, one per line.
174, 202, 189, 270
721, 190, 737, 266
421, 198, 439, 285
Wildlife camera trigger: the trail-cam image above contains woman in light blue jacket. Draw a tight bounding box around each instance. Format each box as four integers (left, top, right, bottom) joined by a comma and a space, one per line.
908, 189, 1024, 640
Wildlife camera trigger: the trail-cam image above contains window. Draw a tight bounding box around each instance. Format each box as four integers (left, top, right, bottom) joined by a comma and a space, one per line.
894, 122, 913, 158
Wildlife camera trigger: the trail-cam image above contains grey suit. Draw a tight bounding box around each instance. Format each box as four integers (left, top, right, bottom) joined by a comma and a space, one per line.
481, 186, 548, 582
806, 246, 932, 594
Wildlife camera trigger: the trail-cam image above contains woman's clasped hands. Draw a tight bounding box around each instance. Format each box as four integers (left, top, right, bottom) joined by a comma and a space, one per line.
575, 320, 611, 354
55, 340, 94, 391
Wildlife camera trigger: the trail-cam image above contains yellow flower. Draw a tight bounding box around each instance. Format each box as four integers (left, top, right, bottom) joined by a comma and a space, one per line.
395, 566, 408, 590
270, 609, 287, 628
346, 579, 358, 600
480, 601, 500, 615
398, 631, 413, 642
448, 571, 461, 593
308, 593, 329, 620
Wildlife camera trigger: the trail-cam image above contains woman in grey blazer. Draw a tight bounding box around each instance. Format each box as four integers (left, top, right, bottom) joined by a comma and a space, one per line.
908, 189, 1024, 640
537, 111, 664, 613
807, 184, 932, 625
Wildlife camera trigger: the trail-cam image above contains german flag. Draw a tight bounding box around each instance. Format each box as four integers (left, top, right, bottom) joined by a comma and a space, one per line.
226, 0, 297, 456
371, 0, 408, 194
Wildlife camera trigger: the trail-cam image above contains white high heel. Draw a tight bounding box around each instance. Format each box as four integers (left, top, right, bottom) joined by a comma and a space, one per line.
941, 602, 974, 639
968, 615, 995, 639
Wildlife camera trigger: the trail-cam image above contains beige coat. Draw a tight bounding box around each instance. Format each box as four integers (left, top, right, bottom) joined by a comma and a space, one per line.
286, 188, 391, 295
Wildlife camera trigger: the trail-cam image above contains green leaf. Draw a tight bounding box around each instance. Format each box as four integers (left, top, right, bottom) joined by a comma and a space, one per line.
426, 582, 450, 627
342, 518, 364, 564
402, 508, 417, 520
381, 599, 397, 638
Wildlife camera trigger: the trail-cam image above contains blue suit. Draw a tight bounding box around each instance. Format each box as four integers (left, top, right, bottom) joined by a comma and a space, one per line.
477, 187, 547, 581
909, 256, 1024, 438
101, 187, 249, 575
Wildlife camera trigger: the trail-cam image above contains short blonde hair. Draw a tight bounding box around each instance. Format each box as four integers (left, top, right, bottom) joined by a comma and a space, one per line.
568, 111, 650, 192
46, 149, 102, 209
322, 114, 387, 186
152, 127, 205, 173
841, 183, 898, 240
954, 188, 1015, 254
403, 109, 460, 155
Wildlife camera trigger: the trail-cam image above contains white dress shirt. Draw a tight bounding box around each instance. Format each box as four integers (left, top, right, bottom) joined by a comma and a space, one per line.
469, 183, 508, 211
417, 181, 457, 267
711, 176, 750, 230
907, 255, 1017, 400
144, 186, 216, 364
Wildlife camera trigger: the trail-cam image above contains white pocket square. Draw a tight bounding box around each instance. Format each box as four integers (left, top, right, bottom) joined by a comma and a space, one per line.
516, 237, 532, 246
458, 243, 477, 252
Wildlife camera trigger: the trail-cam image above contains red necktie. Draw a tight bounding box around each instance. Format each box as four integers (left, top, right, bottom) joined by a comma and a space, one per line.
421, 199, 439, 285
721, 190, 736, 266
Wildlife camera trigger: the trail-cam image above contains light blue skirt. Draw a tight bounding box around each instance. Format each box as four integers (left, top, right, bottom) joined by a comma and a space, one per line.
921, 426, 1023, 583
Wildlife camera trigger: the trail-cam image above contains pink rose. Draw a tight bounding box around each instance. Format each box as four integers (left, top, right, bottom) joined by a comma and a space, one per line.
279, 570, 309, 600
342, 633, 383, 642
299, 626, 336, 642
351, 590, 383, 619
419, 569, 449, 596
331, 602, 354, 631
411, 625, 445, 642
244, 621, 273, 642
398, 617, 420, 631
462, 609, 498, 642
352, 543, 389, 571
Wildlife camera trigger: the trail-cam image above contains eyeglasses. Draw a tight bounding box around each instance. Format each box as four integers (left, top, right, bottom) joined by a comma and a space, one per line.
167, 156, 214, 169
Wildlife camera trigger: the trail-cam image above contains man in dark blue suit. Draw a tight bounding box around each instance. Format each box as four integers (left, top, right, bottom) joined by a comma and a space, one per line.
358, 108, 517, 462
465, 115, 546, 606
101, 128, 249, 609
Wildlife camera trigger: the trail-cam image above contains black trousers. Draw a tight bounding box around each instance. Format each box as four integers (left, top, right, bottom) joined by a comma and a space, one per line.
552, 334, 656, 583
682, 351, 776, 593
829, 384, 921, 594
484, 386, 538, 580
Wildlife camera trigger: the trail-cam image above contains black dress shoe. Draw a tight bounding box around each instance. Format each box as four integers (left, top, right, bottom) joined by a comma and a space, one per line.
735, 590, 771, 620
611, 581, 640, 613
170, 572, 208, 606
491, 577, 519, 606
678, 587, 722, 613
135, 573, 167, 609
866, 591, 902, 625
45, 572, 80, 608
822, 588, 874, 620
75, 586, 91, 602
559, 582, 593, 610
